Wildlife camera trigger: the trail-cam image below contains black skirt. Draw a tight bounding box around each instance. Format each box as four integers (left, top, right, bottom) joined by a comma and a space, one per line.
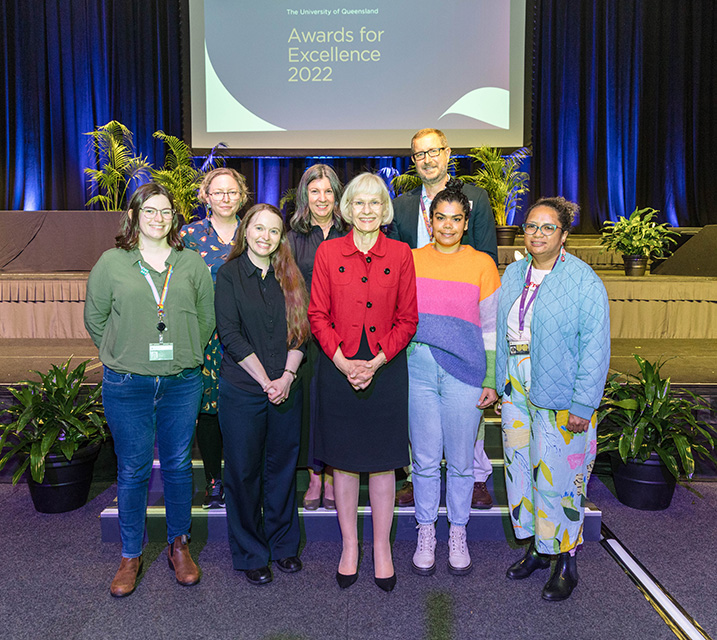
314, 331, 410, 472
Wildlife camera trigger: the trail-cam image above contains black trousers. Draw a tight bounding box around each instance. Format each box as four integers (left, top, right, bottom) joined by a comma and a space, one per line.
218, 377, 302, 570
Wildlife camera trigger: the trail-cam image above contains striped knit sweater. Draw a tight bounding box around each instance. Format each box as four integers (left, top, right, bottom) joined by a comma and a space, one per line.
411, 244, 500, 388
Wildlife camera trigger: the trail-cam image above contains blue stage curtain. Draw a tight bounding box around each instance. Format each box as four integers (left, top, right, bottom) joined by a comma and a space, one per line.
0, 0, 182, 211
532, 0, 716, 231
2, 0, 715, 230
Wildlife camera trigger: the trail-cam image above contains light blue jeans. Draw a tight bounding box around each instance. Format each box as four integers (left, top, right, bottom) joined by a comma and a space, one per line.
102, 366, 202, 558
408, 343, 483, 526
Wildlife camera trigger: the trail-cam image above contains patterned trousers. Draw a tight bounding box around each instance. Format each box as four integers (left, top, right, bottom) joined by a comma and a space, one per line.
501, 354, 596, 555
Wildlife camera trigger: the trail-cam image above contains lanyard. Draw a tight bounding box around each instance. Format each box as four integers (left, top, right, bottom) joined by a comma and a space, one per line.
517, 254, 560, 333
138, 261, 173, 343
419, 194, 433, 238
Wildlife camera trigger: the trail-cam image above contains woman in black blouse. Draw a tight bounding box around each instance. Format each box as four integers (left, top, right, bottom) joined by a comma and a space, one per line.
287, 164, 349, 510
215, 204, 310, 586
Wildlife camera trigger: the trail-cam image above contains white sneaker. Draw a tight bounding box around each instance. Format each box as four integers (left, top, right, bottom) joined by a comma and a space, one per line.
412, 523, 437, 576
448, 525, 472, 576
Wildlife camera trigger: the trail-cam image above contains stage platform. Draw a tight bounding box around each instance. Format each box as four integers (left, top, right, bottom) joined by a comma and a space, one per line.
2, 268, 716, 340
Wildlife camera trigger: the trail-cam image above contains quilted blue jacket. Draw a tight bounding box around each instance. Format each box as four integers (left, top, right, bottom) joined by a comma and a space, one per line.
495, 252, 611, 420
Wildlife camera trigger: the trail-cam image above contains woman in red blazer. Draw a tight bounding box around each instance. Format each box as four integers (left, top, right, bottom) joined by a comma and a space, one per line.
309, 173, 418, 592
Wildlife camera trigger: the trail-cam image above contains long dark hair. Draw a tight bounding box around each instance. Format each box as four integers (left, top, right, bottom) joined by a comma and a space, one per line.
289, 164, 348, 234
227, 204, 310, 349
115, 183, 183, 251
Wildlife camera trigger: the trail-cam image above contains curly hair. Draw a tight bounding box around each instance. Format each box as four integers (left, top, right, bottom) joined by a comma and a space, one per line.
290, 164, 348, 235
429, 177, 470, 221
525, 196, 578, 234
198, 167, 250, 213
115, 182, 184, 251
227, 204, 310, 349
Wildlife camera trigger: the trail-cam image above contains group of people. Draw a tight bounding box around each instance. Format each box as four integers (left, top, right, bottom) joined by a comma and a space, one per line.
84, 128, 610, 602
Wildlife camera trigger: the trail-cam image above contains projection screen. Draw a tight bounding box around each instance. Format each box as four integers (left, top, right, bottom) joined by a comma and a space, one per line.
187, 0, 529, 154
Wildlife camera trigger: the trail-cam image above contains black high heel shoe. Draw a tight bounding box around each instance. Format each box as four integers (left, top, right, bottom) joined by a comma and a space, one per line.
372, 549, 396, 592
336, 545, 361, 590
374, 573, 396, 592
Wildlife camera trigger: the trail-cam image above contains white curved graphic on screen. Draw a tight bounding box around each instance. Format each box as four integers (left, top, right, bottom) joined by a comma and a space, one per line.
439, 87, 510, 129
205, 44, 284, 133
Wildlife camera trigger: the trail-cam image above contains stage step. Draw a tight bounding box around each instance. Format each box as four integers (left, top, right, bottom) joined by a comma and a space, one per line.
99, 457, 602, 544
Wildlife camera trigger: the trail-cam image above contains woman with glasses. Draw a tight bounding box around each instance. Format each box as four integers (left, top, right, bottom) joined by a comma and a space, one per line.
180, 168, 249, 509
287, 164, 349, 511
85, 183, 215, 597
495, 197, 610, 601
309, 173, 418, 592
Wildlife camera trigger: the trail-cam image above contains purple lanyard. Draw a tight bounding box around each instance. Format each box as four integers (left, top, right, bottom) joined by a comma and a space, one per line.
517, 255, 559, 333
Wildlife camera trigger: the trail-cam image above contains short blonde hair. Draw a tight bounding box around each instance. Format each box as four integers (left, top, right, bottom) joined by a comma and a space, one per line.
339, 173, 394, 226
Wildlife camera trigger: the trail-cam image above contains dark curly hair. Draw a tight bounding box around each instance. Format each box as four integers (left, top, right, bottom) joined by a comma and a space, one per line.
429, 177, 470, 221
525, 196, 578, 234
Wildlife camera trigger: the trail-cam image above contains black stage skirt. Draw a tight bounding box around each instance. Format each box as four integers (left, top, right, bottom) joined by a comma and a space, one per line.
314, 330, 410, 472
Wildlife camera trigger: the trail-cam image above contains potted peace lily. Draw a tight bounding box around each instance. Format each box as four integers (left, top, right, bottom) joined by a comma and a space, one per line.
597, 355, 717, 510
599, 206, 678, 276
0, 358, 107, 513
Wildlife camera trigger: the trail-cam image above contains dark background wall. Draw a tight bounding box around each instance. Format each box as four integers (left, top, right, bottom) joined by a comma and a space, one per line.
2, 0, 715, 231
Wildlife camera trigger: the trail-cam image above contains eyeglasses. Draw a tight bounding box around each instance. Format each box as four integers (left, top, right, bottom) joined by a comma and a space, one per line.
412, 147, 445, 162
140, 207, 175, 219
351, 199, 382, 210
208, 190, 241, 200
522, 222, 562, 236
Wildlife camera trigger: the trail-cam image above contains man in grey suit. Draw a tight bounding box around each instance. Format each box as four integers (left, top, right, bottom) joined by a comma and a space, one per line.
388, 128, 498, 265
388, 128, 497, 510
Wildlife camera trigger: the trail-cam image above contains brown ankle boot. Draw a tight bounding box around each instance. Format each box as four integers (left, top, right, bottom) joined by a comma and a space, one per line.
110, 556, 142, 597
167, 534, 200, 586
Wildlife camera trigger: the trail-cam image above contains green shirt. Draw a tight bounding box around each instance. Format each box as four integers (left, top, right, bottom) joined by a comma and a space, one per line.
84, 247, 215, 376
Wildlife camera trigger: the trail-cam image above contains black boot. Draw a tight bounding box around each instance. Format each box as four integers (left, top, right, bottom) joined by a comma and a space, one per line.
506, 538, 550, 580
542, 552, 578, 601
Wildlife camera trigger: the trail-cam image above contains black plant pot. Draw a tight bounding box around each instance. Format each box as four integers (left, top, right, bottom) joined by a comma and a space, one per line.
496, 225, 520, 246
27, 442, 101, 513
610, 452, 676, 511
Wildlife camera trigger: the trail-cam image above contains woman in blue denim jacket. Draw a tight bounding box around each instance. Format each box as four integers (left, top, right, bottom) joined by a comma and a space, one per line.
495, 197, 610, 602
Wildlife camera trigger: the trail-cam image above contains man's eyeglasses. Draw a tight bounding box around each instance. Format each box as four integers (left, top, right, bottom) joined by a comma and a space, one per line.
411, 147, 445, 162
522, 222, 562, 236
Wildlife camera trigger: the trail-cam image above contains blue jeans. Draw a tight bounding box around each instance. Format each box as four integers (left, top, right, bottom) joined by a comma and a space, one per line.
408, 343, 483, 527
102, 366, 202, 558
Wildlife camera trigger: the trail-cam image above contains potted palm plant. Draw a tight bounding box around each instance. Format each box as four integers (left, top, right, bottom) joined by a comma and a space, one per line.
0, 358, 108, 513
597, 355, 717, 510
463, 146, 530, 246
599, 206, 678, 276
151, 132, 226, 223
84, 120, 151, 211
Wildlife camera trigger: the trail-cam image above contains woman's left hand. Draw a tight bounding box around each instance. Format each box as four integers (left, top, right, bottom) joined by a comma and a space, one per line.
476, 388, 499, 409
267, 372, 293, 405
566, 413, 590, 433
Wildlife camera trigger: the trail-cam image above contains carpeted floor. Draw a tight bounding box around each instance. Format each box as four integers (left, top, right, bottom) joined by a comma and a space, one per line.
1, 475, 710, 640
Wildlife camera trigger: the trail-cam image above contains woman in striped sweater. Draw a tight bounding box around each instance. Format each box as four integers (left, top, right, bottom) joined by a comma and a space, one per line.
408, 178, 500, 577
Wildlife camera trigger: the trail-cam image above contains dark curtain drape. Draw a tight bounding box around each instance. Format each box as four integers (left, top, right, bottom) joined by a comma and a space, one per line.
2, 1, 716, 230
1, 0, 182, 210
533, 0, 716, 231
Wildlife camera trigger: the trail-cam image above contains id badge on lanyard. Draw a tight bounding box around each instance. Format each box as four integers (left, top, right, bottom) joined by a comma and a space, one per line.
139, 261, 174, 361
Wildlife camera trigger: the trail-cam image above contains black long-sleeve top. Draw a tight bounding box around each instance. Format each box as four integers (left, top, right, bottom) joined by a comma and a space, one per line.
215, 252, 305, 393
287, 224, 348, 293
